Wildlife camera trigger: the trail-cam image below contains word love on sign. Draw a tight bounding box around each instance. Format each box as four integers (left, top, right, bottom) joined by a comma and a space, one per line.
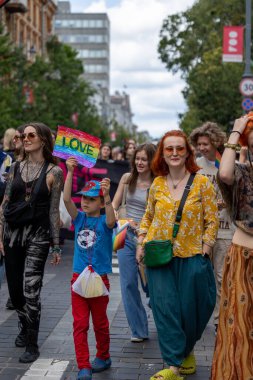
53, 126, 101, 168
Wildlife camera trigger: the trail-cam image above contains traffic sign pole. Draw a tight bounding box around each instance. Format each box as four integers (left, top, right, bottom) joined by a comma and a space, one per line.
241, 0, 253, 114
239, 78, 253, 97
242, 98, 253, 111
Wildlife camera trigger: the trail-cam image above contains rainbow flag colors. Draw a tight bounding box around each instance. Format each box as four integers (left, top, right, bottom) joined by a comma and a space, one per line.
113, 220, 129, 252
53, 126, 101, 168
215, 150, 221, 169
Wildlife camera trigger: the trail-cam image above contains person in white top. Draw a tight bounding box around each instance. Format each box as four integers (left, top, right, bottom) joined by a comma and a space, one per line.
190, 122, 234, 333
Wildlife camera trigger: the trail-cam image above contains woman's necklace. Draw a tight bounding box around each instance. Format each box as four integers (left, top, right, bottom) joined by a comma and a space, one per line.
168, 170, 187, 189
137, 179, 151, 189
25, 160, 45, 201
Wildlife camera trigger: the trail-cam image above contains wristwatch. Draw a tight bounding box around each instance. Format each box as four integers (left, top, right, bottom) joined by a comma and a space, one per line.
202, 253, 210, 259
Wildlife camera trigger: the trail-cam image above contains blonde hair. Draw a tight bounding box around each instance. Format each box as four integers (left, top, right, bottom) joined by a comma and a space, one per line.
3, 128, 16, 151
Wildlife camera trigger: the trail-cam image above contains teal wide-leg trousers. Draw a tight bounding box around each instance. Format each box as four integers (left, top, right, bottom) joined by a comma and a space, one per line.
146, 255, 216, 367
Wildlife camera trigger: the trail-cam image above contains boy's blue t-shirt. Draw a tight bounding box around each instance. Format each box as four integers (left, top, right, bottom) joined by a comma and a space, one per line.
73, 211, 114, 275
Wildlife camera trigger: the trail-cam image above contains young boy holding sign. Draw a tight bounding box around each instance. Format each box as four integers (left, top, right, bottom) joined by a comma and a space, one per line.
63, 157, 116, 380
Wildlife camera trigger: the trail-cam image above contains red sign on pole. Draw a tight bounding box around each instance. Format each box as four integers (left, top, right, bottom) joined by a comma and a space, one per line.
0, 0, 10, 8
222, 26, 244, 63
22, 85, 34, 105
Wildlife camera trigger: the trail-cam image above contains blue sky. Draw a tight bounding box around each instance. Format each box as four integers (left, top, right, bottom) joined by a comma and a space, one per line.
68, 0, 195, 138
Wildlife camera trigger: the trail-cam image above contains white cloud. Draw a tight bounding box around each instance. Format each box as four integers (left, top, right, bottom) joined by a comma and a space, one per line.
69, 0, 195, 138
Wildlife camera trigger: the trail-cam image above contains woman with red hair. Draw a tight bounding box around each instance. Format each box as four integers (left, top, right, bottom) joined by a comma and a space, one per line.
136, 130, 218, 380
211, 115, 253, 380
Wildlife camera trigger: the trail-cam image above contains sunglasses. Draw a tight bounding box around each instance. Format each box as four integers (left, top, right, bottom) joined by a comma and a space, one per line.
164, 146, 187, 156
20, 132, 38, 141
13, 135, 21, 141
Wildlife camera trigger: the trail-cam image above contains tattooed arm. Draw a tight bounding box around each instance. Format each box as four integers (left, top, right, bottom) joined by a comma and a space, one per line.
0, 164, 15, 255
48, 165, 64, 264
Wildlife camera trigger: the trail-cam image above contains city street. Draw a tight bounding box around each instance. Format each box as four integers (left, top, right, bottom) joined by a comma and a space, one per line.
0, 240, 215, 380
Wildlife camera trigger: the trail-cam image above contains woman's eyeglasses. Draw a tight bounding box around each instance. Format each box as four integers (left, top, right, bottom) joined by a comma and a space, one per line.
164, 146, 187, 156
20, 132, 38, 141
13, 135, 21, 141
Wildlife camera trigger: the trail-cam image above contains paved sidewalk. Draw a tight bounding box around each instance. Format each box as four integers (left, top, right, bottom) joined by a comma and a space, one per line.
0, 240, 215, 380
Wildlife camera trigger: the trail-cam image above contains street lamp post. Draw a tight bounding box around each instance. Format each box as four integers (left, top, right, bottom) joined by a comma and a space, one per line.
243, 0, 252, 78
240, 0, 253, 114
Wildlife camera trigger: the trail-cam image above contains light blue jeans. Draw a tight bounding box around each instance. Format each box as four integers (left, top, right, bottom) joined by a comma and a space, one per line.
117, 228, 149, 339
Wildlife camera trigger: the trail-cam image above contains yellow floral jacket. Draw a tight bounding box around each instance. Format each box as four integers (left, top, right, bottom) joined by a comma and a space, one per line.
139, 174, 219, 258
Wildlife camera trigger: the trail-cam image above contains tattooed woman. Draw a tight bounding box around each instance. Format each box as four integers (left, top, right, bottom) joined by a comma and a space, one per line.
0, 122, 63, 364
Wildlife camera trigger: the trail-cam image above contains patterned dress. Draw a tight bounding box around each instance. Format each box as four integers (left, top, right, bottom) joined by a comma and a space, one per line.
211, 163, 253, 380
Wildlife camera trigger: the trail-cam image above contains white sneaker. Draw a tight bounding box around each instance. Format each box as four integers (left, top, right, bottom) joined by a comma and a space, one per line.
131, 337, 144, 342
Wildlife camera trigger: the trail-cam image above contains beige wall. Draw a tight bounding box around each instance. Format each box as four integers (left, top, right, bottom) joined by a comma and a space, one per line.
2, 0, 57, 58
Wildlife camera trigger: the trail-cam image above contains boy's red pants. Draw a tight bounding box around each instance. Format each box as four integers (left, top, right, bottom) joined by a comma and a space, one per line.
71, 272, 110, 370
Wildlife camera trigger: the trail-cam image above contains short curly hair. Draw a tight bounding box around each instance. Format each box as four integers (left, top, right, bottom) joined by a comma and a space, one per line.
190, 122, 227, 149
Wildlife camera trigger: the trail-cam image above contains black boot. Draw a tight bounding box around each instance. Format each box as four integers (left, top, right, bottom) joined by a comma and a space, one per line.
19, 329, 40, 363
6, 297, 15, 310
15, 316, 27, 347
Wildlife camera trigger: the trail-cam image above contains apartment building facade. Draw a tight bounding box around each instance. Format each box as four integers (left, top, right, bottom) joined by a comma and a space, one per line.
55, 1, 110, 97
0, 0, 57, 58
110, 91, 134, 134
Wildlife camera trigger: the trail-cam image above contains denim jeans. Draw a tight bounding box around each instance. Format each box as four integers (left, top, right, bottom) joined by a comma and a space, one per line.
117, 228, 148, 338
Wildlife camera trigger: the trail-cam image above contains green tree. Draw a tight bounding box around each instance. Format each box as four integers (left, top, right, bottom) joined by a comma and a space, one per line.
158, 0, 246, 134
23, 36, 106, 138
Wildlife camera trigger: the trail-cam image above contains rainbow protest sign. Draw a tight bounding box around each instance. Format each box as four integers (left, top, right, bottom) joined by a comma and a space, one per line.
53, 126, 101, 168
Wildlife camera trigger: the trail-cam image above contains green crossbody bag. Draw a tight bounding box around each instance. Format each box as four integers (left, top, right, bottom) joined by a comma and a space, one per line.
144, 173, 195, 268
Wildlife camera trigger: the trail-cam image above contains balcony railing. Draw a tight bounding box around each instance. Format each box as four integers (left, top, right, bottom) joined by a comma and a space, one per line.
5, 0, 27, 13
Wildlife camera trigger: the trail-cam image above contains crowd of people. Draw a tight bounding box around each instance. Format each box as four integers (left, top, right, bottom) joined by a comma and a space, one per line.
0, 116, 252, 380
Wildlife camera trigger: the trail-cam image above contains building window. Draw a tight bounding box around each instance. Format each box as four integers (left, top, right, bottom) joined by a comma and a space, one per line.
33, 3, 36, 27
93, 79, 108, 88
77, 49, 108, 58
55, 20, 62, 28
84, 64, 108, 73
59, 35, 108, 44
55, 19, 107, 29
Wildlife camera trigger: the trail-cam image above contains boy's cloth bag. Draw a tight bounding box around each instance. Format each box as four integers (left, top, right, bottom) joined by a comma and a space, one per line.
59, 192, 72, 229
144, 173, 196, 267
72, 215, 109, 298
72, 265, 109, 298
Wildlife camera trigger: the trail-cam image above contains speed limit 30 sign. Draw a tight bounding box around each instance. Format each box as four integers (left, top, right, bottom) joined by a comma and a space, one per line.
240, 78, 253, 97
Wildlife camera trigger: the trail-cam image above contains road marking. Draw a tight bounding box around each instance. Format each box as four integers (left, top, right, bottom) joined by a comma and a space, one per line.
21, 358, 69, 379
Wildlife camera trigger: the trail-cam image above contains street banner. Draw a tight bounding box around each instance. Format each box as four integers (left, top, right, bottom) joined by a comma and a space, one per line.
53, 126, 101, 168
23, 85, 34, 105
222, 26, 244, 62
0, 0, 10, 8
